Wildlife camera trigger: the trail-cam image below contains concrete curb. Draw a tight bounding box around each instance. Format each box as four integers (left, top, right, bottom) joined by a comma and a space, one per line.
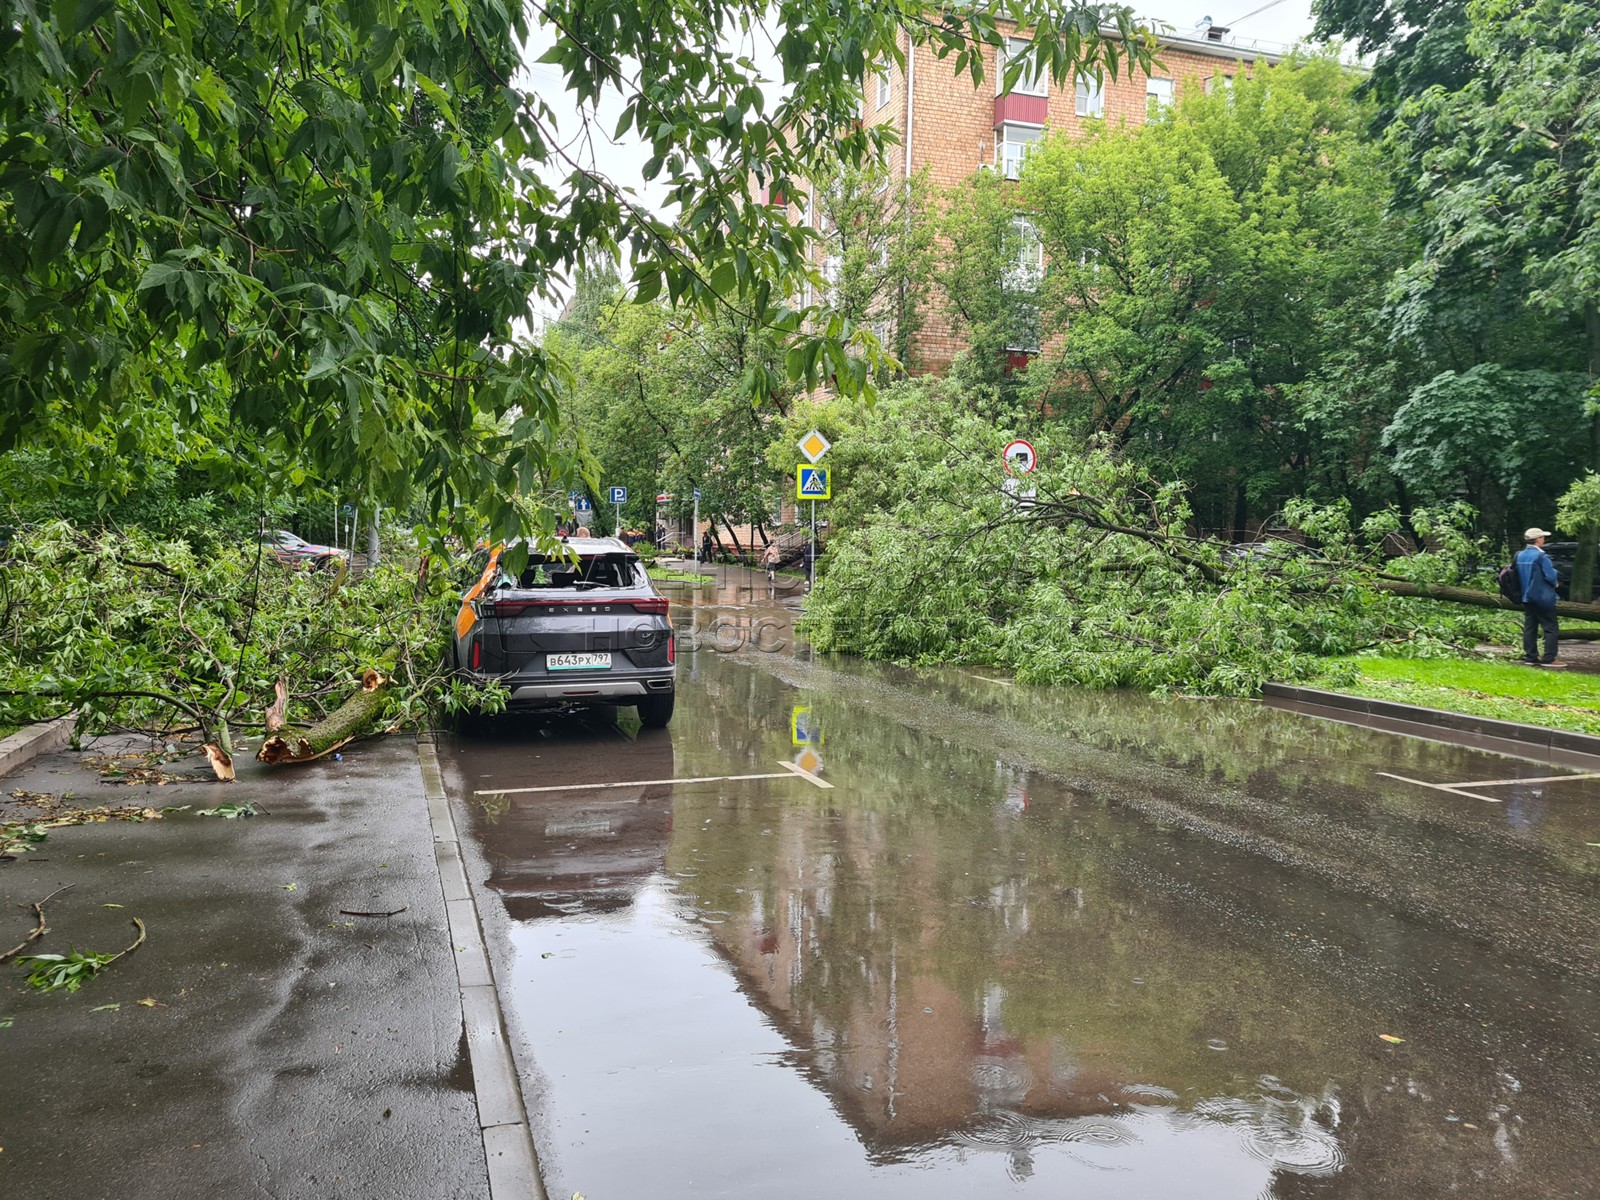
1261, 683, 1600, 769
0, 715, 75, 780
416, 735, 546, 1200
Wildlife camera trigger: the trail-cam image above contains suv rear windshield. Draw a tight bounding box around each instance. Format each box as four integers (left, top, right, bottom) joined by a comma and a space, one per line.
508, 555, 643, 590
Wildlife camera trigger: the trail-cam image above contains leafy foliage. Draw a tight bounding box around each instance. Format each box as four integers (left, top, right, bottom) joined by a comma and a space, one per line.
0, 0, 1153, 545
0, 522, 476, 738
195, 802, 259, 819
1012, 54, 1403, 533
800, 380, 1505, 695
14, 947, 119, 993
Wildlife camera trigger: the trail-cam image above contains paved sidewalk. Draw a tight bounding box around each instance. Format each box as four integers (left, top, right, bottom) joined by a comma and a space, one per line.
0, 735, 488, 1200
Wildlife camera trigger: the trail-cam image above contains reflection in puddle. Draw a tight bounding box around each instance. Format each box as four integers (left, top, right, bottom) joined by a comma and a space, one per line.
440, 574, 1600, 1200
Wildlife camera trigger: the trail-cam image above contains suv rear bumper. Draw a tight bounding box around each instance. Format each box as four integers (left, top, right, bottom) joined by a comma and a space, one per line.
507, 676, 673, 703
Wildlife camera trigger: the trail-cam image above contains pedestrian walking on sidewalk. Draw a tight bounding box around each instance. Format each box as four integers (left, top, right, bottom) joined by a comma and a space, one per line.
1517, 526, 1561, 666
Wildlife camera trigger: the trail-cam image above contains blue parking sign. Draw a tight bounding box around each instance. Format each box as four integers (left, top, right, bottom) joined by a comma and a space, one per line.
609, 486, 628, 505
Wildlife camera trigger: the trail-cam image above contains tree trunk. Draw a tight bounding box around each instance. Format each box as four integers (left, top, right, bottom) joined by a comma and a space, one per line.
1370, 578, 1600, 621
1570, 299, 1600, 601
366, 510, 381, 566
257, 670, 388, 765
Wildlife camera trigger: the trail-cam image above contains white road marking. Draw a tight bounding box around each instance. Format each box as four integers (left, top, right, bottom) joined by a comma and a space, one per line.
474, 772, 795, 797
1448, 772, 1600, 789
1376, 772, 1504, 803
777, 759, 834, 790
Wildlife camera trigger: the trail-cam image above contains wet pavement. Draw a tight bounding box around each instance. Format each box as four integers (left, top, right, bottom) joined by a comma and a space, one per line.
440, 566, 1600, 1200
0, 736, 485, 1200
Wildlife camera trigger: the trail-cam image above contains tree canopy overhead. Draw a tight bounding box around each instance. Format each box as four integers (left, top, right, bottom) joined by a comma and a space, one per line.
1, 0, 1153, 541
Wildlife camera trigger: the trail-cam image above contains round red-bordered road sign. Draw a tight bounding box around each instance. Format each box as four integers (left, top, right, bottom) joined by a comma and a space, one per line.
1002, 439, 1037, 475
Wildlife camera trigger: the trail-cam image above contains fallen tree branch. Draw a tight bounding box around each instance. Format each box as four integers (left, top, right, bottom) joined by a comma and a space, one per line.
0, 884, 75, 963
257, 670, 389, 765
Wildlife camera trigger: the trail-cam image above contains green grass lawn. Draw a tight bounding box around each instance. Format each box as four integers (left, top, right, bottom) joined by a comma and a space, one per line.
647, 566, 714, 584
1315, 654, 1600, 736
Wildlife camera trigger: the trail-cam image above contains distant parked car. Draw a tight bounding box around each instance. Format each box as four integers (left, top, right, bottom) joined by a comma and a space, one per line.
257, 529, 348, 570
1542, 542, 1599, 602
451, 536, 676, 727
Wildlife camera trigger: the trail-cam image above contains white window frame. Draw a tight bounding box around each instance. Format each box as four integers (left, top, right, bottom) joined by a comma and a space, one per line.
996, 122, 1043, 180
997, 36, 1047, 98
821, 253, 842, 307
876, 61, 892, 110
1145, 77, 1174, 121
1074, 72, 1104, 118
1004, 216, 1044, 291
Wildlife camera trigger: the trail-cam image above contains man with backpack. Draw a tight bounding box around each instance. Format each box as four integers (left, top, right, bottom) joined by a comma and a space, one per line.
1515, 527, 1562, 667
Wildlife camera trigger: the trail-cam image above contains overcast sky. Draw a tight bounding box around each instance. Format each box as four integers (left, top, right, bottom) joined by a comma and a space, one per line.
523, 1, 1322, 320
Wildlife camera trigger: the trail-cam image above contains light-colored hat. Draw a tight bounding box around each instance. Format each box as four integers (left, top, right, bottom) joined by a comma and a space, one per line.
1525, 527, 1553, 541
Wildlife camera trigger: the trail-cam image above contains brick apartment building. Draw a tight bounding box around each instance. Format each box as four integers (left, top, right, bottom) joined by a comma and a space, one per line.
770, 22, 1285, 376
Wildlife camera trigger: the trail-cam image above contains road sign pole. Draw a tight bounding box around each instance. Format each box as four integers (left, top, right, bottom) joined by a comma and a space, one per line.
615, 502, 622, 538
692, 491, 700, 570
809, 500, 815, 592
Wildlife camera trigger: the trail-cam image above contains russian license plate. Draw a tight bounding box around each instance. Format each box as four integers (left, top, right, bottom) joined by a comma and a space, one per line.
547, 652, 612, 671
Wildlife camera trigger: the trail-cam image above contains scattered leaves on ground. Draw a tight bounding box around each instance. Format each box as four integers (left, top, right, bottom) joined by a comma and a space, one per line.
195, 803, 259, 819
1379, 1033, 1405, 1044
17, 948, 120, 992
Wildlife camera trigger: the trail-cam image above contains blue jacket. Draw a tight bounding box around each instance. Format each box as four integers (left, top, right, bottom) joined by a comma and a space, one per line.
1516, 544, 1559, 609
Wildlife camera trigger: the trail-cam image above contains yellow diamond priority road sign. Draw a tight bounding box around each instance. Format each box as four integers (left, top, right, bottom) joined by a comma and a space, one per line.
796, 465, 831, 500
798, 429, 831, 464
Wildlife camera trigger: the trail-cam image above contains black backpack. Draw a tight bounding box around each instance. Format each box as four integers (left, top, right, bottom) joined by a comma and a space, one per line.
1498, 563, 1522, 603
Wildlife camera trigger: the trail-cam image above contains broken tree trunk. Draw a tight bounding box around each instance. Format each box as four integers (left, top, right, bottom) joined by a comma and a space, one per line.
257, 670, 388, 766
1369, 578, 1600, 621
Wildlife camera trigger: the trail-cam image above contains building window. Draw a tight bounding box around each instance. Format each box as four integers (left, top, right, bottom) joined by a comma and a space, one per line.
821, 253, 842, 307
997, 36, 1047, 98
1004, 216, 1044, 289
876, 61, 892, 110
1075, 73, 1104, 117
1145, 77, 1174, 120
996, 123, 1043, 180
1002, 216, 1042, 352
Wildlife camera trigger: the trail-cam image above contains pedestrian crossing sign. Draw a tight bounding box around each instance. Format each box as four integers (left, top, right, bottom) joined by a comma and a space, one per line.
796, 465, 831, 500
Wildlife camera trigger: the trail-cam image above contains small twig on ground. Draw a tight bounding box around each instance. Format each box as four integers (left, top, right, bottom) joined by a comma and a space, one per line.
0, 883, 76, 963
338, 907, 409, 918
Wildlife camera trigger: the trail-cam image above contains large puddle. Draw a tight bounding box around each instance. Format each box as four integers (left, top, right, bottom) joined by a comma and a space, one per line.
440, 568, 1600, 1199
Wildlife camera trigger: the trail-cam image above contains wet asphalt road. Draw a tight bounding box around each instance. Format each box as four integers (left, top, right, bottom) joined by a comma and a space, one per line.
0, 736, 484, 1200
441, 566, 1600, 1200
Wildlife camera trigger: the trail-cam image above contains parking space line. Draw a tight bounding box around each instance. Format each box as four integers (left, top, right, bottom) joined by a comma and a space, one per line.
1449, 772, 1600, 789
1376, 772, 1504, 803
474, 772, 797, 797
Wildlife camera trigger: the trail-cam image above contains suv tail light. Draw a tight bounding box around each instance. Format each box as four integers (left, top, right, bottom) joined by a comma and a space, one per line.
668, 632, 675, 664
470, 638, 481, 670
479, 597, 669, 616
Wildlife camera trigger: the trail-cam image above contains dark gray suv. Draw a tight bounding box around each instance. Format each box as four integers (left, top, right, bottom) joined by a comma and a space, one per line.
451, 537, 676, 726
